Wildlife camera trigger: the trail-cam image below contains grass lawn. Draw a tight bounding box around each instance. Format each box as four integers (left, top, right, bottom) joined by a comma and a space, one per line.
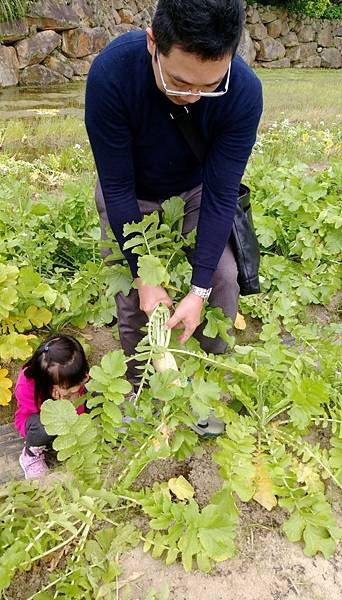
0, 69, 341, 156
258, 68, 342, 127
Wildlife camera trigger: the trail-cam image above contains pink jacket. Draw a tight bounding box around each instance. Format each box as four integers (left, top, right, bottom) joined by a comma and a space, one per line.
14, 369, 85, 438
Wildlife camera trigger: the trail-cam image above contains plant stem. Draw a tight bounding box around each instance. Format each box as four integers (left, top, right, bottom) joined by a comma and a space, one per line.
116, 422, 165, 486
133, 349, 153, 405
167, 347, 256, 377
29, 522, 86, 563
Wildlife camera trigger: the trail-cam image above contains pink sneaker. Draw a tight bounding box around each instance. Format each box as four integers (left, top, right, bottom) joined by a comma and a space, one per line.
19, 446, 49, 480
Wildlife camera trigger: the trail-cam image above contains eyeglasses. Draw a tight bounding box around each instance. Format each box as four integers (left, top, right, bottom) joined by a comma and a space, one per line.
156, 50, 231, 98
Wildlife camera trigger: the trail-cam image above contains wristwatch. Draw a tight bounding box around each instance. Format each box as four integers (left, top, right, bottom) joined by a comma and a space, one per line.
189, 285, 212, 301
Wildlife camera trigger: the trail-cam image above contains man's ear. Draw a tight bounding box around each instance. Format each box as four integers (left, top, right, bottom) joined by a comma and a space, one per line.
146, 27, 156, 56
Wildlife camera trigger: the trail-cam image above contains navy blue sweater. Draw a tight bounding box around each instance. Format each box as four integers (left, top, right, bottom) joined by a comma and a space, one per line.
85, 31, 263, 288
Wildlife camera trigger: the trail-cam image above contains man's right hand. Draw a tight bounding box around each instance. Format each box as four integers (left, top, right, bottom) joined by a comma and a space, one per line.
135, 278, 173, 317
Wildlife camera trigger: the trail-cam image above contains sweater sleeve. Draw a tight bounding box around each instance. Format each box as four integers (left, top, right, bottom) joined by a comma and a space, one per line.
14, 371, 39, 438
191, 81, 263, 288
85, 59, 142, 278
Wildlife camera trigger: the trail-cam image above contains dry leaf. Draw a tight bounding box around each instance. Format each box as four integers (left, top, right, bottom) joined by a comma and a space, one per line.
253, 455, 277, 511
234, 312, 246, 330
168, 475, 194, 500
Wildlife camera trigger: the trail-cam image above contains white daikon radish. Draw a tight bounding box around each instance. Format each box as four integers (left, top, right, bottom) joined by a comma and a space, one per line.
148, 304, 181, 384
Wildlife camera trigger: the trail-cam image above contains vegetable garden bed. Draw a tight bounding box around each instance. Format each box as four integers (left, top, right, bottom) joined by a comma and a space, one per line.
0, 107, 341, 599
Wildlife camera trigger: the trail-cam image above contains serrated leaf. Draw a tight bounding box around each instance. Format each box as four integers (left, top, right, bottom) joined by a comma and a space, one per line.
138, 255, 168, 286
198, 505, 235, 561
283, 511, 305, 543
103, 401, 122, 424
203, 307, 233, 344
190, 379, 220, 420
161, 196, 185, 229
303, 524, 337, 559
0, 333, 36, 361
101, 350, 127, 377
0, 286, 18, 319
106, 265, 132, 296
288, 377, 329, 430
165, 547, 178, 565
178, 526, 198, 572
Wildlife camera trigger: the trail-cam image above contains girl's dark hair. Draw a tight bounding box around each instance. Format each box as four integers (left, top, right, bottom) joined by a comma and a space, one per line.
152, 0, 244, 60
24, 334, 89, 407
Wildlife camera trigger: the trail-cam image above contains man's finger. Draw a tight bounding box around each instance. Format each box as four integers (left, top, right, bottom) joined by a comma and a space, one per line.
178, 323, 195, 344
162, 297, 173, 307
165, 314, 182, 329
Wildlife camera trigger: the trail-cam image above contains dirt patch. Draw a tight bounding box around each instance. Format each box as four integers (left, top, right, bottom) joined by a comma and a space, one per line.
120, 535, 342, 600
187, 445, 222, 508
68, 324, 120, 364
134, 456, 190, 491
305, 292, 341, 327
235, 315, 262, 345
5, 563, 51, 600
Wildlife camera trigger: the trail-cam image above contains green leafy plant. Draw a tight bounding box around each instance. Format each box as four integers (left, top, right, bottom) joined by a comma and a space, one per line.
245, 0, 331, 18
0, 0, 29, 22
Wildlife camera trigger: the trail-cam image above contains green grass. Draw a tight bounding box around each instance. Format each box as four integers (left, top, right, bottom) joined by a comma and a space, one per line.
0, 0, 29, 21
0, 70, 341, 158
0, 115, 89, 159
258, 68, 342, 128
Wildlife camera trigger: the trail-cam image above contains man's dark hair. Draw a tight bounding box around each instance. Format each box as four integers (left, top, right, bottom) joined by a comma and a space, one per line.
152, 0, 244, 60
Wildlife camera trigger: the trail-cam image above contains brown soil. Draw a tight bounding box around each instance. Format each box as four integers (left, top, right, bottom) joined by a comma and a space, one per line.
120, 537, 342, 600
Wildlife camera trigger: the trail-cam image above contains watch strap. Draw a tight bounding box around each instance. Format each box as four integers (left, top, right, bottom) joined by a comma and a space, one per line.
190, 285, 212, 301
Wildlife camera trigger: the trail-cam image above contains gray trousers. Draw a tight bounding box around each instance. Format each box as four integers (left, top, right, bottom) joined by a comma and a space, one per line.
95, 181, 239, 386
26, 413, 55, 449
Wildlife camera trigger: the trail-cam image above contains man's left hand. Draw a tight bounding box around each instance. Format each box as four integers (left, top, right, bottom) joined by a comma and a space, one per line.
165, 293, 204, 344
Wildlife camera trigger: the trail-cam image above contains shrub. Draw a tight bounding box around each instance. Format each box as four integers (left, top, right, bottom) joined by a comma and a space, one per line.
246, 0, 332, 19
323, 0, 342, 18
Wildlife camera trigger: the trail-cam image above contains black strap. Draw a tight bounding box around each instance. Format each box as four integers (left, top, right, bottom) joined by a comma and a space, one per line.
169, 106, 206, 163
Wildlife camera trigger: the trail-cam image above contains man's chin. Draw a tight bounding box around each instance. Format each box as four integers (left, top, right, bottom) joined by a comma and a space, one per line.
169, 97, 189, 106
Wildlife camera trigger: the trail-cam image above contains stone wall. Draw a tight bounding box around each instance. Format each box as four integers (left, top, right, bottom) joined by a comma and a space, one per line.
0, 0, 341, 88
241, 3, 342, 69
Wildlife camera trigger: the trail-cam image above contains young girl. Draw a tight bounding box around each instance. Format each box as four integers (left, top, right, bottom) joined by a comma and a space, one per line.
15, 334, 89, 480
